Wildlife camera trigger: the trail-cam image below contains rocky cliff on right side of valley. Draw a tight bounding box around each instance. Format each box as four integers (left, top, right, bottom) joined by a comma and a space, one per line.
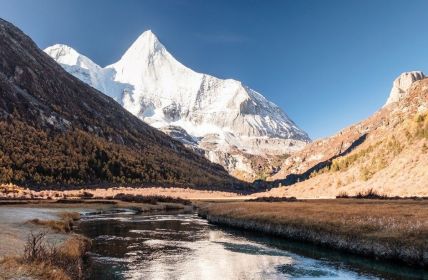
264, 71, 428, 198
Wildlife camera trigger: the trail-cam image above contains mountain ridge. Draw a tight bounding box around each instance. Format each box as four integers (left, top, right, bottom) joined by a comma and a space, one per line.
45, 31, 310, 181
0, 18, 242, 190
263, 71, 428, 198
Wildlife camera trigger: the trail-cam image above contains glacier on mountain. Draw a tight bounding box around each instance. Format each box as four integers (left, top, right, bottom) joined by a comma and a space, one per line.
45, 30, 310, 180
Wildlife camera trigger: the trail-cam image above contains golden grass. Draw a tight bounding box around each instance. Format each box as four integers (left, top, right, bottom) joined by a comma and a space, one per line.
0, 233, 91, 280
0, 256, 71, 280
200, 200, 428, 249
58, 234, 91, 259
28, 211, 80, 233
307, 112, 428, 183
58, 211, 81, 221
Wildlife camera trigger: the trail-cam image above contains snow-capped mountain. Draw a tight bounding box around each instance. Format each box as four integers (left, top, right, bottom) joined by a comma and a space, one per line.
45, 31, 310, 180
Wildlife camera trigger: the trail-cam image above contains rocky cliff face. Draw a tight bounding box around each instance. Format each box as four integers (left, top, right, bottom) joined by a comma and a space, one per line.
265, 72, 428, 198
45, 31, 310, 180
0, 18, 242, 190
385, 71, 425, 105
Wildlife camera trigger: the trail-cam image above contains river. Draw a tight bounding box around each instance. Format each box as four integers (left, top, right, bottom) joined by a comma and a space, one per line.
77, 210, 426, 280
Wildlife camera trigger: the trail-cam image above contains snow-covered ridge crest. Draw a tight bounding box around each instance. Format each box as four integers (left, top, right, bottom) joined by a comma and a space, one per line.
45, 30, 310, 180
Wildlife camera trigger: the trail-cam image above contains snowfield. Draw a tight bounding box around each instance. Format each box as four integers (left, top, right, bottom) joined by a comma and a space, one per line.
45, 31, 310, 178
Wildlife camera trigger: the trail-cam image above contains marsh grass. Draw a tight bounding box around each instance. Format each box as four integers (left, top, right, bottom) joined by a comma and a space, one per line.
200, 200, 428, 251
1, 232, 91, 280
28, 211, 80, 233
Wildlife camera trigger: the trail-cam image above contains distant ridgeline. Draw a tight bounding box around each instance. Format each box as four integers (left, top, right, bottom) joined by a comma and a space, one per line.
0, 18, 245, 191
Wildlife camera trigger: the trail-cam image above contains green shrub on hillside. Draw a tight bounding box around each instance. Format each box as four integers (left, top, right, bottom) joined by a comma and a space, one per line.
414, 113, 428, 139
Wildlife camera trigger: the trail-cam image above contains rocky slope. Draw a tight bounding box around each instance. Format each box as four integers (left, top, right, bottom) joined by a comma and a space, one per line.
0, 18, 243, 190
45, 31, 310, 181
264, 71, 428, 198
385, 71, 425, 105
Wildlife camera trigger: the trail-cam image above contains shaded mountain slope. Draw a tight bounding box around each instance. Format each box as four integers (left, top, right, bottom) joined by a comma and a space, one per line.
0, 18, 242, 190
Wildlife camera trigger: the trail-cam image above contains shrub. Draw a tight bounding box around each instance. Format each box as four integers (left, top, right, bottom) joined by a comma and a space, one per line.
355, 188, 390, 199
23, 231, 49, 262
329, 142, 380, 173
28, 212, 80, 233
336, 192, 349, 198
22, 232, 91, 280
246, 196, 298, 202
113, 193, 192, 205
79, 192, 94, 199
408, 113, 428, 140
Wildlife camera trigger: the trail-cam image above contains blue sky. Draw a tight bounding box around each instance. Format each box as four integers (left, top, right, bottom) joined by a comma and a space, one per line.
1, 0, 428, 139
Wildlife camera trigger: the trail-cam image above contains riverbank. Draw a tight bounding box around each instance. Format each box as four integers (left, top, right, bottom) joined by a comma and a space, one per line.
0, 205, 91, 279
198, 199, 428, 267
0, 199, 191, 279
0, 184, 248, 200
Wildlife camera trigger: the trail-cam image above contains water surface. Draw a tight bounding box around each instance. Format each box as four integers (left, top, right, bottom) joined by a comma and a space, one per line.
77, 210, 427, 280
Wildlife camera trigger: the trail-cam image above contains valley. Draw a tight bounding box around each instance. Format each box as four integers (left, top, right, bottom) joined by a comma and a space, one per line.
0, 2, 427, 278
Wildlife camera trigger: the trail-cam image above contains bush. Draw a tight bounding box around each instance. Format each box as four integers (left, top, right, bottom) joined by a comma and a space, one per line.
246, 196, 298, 202
336, 192, 349, 198
23, 231, 49, 262
355, 188, 388, 199
337, 188, 388, 199
113, 193, 192, 205
28, 212, 80, 232
414, 113, 428, 139
22, 232, 91, 280
79, 192, 94, 199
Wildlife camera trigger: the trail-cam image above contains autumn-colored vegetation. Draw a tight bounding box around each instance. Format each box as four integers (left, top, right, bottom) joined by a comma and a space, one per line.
246, 196, 297, 202
0, 18, 243, 191
199, 199, 428, 265
0, 120, 239, 190
28, 211, 80, 233
307, 111, 428, 183
0, 232, 91, 280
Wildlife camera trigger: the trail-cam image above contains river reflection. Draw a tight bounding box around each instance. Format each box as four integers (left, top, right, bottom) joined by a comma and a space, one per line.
77, 211, 426, 280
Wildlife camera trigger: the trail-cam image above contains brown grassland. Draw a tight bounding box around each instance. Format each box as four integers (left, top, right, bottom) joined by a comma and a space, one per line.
0, 210, 90, 280
28, 211, 81, 233
0, 233, 90, 280
198, 199, 428, 266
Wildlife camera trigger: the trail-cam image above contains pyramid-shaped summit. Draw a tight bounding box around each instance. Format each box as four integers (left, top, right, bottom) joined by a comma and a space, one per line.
45, 30, 310, 180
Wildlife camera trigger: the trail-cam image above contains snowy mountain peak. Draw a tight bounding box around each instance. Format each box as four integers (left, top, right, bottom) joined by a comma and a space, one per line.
45, 31, 310, 180
137, 30, 159, 43
385, 71, 425, 106
44, 44, 100, 70
123, 30, 164, 57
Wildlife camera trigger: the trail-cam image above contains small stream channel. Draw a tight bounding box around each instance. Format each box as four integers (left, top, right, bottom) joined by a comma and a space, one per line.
76, 209, 427, 280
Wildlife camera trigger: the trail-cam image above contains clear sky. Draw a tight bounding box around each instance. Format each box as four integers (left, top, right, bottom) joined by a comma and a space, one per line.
1, 0, 428, 139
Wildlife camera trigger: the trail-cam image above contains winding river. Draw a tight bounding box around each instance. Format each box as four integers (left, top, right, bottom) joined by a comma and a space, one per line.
77, 210, 426, 280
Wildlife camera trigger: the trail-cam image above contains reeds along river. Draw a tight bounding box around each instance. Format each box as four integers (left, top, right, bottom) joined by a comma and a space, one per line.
76, 210, 427, 280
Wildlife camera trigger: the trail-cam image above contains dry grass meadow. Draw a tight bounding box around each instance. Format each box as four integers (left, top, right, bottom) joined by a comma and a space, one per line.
199, 199, 428, 263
